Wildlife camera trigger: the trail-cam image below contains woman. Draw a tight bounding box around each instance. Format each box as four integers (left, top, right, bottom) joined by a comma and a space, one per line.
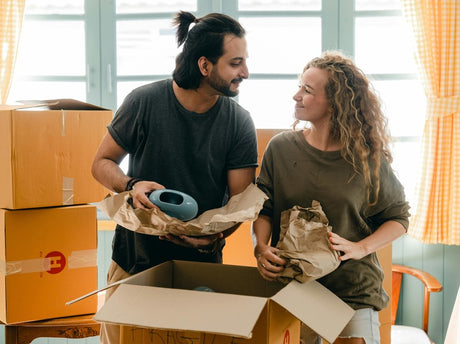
252, 51, 410, 344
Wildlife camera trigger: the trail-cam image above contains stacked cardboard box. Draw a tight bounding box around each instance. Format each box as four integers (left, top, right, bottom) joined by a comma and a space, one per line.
0, 99, 112, 324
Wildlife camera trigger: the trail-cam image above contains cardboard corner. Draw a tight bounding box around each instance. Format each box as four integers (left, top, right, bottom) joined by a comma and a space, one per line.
271, 280, 355, 343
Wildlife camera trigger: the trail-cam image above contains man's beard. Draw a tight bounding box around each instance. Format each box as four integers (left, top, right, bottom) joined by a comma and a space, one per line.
208, 69, 242, 97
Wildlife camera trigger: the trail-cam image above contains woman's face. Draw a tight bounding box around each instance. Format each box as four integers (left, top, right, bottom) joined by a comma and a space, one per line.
292, 67, 331, 125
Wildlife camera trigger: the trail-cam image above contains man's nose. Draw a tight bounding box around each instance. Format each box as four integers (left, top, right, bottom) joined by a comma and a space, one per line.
240, 63, 249, 79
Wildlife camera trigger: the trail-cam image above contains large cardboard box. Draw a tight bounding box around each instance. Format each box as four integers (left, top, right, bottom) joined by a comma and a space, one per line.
0, 204, 98, 324
0, 99, 112, 209
93, 260, 355, 344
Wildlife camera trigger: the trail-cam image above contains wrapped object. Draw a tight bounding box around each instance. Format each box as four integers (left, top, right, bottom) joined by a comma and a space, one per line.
276, 201, 340, 283
98, 183, 268, 236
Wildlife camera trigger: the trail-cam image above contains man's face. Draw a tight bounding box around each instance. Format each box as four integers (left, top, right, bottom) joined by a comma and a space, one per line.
207, 35, 249, 97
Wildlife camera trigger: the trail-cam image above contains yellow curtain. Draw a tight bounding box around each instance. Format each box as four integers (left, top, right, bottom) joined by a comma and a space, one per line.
0, 0, 26, 104
401, 0, 460, 245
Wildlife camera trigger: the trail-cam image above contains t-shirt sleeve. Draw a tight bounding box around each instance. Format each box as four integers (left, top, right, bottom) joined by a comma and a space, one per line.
367, 161, 411, 230
256, 140, 275, 217
226, 109, 258, 170
107, 90, 145, 154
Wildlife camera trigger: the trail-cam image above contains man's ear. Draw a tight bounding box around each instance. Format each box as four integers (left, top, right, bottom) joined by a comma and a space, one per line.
198, 56, 210, 76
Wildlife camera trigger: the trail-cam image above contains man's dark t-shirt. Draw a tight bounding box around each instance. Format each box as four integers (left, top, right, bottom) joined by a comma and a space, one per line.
108, 79, 258, 274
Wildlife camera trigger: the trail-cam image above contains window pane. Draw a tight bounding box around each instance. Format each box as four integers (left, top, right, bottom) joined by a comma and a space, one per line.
7, 81, 86, 103
391, 140, 422, 206
116, 0, 196, 13
239, 0, 321, 11
355, 0, 401, 11
117, 20, 180, 76
355, 17, 416, 74
15, 21, 85, 76
25, 0, 84, 15
373, 79, 426, 137
238, 79, 297, 129
240, 17, 321, 74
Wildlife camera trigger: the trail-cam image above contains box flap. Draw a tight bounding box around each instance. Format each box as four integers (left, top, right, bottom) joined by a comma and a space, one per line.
271, 280, 355, 343
94, 284, 268, 338
14, 98, 108, 111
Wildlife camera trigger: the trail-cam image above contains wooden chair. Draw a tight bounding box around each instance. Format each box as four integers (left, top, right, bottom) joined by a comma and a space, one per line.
391, 264, 443, 344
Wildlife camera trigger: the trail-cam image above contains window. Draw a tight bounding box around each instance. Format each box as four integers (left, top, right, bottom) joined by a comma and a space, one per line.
8, 0, 424, 205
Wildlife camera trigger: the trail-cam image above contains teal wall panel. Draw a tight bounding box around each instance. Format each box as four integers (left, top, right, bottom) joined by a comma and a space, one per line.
393, 235, 460, 344
97, 230, 115, 289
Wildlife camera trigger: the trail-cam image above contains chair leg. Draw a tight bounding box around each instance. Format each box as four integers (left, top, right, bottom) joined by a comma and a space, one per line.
5, 326, 19, 344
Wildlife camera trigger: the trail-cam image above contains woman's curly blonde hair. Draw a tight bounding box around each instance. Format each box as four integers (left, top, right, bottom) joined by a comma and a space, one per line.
294, 51, 392, 206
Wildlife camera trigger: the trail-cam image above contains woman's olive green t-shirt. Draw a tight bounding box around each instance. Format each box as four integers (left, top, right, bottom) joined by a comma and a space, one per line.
257, 130, 410, 311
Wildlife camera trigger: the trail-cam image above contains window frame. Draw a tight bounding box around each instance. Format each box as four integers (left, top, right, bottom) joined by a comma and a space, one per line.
10, 0, 423, 204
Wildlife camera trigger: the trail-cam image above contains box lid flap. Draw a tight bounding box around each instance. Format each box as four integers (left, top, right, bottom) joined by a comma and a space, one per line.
271, 280, 355, 343
94, 284, 268, 338
0, 104, 44, 111
13, 98, 109, 111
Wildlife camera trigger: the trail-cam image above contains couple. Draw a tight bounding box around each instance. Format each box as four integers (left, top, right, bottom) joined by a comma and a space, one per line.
91, 11, 409, 344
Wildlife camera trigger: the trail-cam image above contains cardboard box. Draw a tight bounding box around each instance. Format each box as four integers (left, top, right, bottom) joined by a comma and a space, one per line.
0, 204, 98, 324
0, 99, 112, 209
93, 261, 355, 344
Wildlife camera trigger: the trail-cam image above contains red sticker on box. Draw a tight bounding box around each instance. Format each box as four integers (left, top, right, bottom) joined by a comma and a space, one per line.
283, 329, 290, 344
45, 251, 66, 274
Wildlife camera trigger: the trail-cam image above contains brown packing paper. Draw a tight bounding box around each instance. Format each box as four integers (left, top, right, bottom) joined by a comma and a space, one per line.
276, 201, 340, 283
97, 183, 268, 236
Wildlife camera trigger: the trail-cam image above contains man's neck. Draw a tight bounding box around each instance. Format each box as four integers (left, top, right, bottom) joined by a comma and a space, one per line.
172, 81, 220, 114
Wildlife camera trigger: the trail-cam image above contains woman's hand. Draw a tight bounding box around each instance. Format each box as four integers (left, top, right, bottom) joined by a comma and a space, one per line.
254, 244, 287, 281
328, 232, 367, 261
329, 221, 406, 261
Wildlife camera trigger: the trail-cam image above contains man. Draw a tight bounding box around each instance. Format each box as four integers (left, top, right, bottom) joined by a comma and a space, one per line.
91, 11, 257, 344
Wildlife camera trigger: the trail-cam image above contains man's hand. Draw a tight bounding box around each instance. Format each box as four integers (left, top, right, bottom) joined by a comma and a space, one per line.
159, 232, 224, 252
130, 181, 165, 209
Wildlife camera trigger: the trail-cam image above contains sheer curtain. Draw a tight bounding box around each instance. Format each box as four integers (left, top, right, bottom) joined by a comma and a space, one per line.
0, 0, 26, 104
401, 0, 460, 244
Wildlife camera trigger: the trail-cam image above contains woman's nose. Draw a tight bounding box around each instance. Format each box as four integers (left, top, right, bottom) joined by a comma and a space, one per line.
293, 89, 301, 101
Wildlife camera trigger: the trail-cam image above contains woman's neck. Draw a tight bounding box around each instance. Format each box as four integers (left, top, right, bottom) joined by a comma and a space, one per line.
303, 127, 341, 152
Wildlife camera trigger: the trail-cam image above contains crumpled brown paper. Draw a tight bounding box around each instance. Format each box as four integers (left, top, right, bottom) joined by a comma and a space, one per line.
97, 183, 268, 236
276, 201, 340, 284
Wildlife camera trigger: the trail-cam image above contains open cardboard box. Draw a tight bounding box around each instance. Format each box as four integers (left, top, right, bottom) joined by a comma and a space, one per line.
0, 98, 112, 209
88, 260, 354, 343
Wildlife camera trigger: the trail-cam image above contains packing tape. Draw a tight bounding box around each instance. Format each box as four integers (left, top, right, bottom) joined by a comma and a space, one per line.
62, 177, 74, 205
61, 109, 66, 136
68, 249, 98, 269
0, 258, 51, 275
0, 249, 97, 276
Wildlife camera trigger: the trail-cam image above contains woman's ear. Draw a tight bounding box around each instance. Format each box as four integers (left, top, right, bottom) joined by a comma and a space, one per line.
197, 56, 210, 76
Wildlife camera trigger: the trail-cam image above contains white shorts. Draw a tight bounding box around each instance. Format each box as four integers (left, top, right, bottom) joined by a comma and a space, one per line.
301, 308, 381, 344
